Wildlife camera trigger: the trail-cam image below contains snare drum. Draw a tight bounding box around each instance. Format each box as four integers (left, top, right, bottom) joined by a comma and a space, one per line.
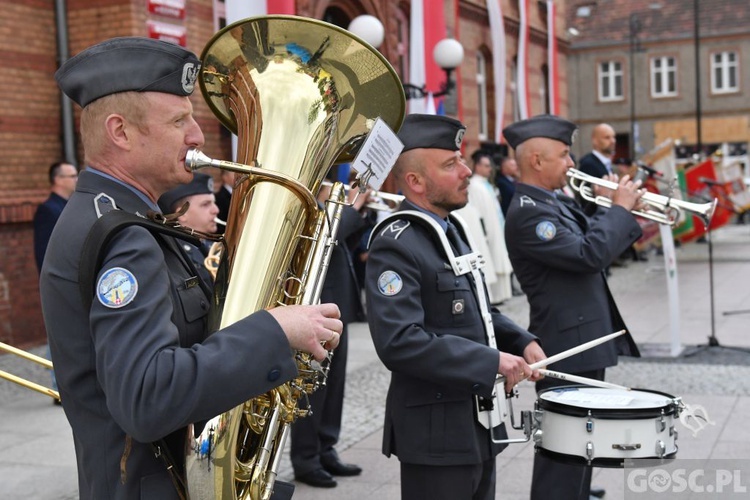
534, 386, 680, 467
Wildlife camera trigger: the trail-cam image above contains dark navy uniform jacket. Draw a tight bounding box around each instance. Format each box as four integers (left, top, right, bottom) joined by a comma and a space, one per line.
33, 192, 68, 272
39, 169, 298, 499
504, 183, 641, 374
366, 202, 538, 466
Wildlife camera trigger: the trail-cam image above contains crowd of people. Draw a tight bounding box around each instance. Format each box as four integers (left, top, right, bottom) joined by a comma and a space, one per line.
31, 34, 656, 500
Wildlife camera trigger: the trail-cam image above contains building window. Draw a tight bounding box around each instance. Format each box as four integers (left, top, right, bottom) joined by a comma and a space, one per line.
650, 56, 677, 98
476, 51, 488, 140
711, 50, 739, 94
213, 0, 225, 31
395, 7, 409, 82
598, 61, 623, 101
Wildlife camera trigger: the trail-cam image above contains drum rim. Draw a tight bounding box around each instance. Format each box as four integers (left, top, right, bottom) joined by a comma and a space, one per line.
537, 385, 679, 418
536, 447, 678, 469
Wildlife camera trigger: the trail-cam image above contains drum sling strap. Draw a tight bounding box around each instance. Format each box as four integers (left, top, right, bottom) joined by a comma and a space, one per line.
77, 208, 205, 500
371, 211, 508, 440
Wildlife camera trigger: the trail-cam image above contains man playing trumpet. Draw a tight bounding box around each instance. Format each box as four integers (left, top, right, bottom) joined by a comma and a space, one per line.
502, 115, 643, 500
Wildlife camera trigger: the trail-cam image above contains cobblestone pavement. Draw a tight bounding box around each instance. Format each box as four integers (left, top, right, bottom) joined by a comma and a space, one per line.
2, 224, 750, 499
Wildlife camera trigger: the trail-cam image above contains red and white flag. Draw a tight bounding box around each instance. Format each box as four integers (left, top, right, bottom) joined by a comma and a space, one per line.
517, 0, 531, 119
547, 0, 560, 115
224, 0, 294, 21
487, 0, 506, 142
409, 0, 448, 114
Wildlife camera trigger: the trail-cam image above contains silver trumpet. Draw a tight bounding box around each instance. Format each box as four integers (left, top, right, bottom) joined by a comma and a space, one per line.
320, 180, 404, 212
567, 168, 718, 226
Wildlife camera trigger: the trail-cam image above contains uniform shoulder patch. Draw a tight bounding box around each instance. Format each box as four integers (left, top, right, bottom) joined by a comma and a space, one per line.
535, 221, 556, 241
377, 270, 403, 296
97, 267, 138, 308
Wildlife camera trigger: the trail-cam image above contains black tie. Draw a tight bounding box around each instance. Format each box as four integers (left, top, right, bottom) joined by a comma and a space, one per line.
446, 221, 471, 256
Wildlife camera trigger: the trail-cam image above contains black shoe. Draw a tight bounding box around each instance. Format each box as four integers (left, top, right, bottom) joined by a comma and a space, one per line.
295, 468, 337, 488
590, 486, 606, 498
321, 457, 362, 477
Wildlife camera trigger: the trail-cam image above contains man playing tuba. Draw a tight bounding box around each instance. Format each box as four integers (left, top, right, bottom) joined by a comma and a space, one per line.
41, 36, 342, 500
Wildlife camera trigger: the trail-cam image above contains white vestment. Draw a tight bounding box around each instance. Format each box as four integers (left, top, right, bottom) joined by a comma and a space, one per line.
456, 175, 513, 303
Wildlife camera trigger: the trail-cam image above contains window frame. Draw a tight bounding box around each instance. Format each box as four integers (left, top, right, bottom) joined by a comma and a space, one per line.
710, 49, 740, 95
476, 51, 489, 141
650, 55, 678, 99
597, 59, 624, 102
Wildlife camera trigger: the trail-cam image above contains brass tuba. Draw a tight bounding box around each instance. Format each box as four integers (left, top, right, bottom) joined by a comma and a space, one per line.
183, 15, 405, 500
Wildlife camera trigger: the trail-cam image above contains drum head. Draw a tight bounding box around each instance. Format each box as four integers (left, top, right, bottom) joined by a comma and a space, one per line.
538, 386, 678, 419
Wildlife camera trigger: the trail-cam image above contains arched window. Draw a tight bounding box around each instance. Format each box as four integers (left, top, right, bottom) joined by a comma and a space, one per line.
395, 5, 409, 82
476, 51, 489, 140
542, 63, 550, 114
511, 56, 520, 122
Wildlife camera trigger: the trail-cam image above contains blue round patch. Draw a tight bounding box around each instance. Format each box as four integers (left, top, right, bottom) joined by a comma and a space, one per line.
97, 267, 138, 308
535, 221, 557, 241
378, 270, 403, 296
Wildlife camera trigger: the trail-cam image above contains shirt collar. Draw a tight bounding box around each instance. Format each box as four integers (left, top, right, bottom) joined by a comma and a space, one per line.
402, 199, 449, 232
85, 167, 161, 212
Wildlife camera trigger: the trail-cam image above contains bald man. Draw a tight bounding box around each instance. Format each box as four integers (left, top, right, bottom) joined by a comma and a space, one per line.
579, 123, 616, 179
503, 115, 642, 500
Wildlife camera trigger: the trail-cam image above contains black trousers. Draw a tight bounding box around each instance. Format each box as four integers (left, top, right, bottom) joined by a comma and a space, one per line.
401, 458, 496, 500
530, 368, 606, 500
290, 324, 349, 475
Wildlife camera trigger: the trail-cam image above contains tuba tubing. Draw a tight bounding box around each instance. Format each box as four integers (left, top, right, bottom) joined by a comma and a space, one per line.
183, 15, 405, 500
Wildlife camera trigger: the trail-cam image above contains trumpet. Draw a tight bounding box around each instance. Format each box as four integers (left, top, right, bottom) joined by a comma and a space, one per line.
320, 181, 404, 212
567, 168, 718, 226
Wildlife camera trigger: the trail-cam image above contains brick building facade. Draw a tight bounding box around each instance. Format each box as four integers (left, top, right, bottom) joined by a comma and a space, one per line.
0, 0, 566, 347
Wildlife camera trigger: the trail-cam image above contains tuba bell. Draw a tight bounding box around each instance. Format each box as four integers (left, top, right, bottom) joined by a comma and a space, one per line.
183, 15, 405, 500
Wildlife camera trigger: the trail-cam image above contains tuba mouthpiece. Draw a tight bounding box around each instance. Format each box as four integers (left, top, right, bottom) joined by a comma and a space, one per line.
185, 148, 216, 171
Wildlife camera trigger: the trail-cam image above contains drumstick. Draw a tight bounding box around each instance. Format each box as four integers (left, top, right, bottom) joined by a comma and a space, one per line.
538, 369, 631, 391
529, 329, 627, 371
496, 330, 627, 383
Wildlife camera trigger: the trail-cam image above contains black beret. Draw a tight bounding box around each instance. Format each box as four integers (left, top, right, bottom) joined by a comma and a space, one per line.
55, 37, 201, 108
502, 114, 578, 149
158, 173, 215, 213
397, 114, 466, 152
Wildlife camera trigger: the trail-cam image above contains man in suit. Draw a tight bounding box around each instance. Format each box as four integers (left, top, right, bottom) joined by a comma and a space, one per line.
33, 160, 78, 400
502, 115, 643, 500
494, 155, 518, 217
33, 161, 78, 272
291, 179, 369, 488
578, 123, 616, 179
41, 36, 343, 500
366, 114, 546, 500
158, 173, 220, 288
576, 123, 616, 220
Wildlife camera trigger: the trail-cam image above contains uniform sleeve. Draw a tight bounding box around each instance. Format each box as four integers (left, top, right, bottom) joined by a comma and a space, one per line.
491, 308, 538, 354
506, 204, 641, 274
365, 233, 499, 398
89, 226, 297, 443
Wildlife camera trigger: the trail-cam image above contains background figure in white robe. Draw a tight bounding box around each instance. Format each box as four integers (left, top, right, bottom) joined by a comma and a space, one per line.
456, 151, 513, 304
